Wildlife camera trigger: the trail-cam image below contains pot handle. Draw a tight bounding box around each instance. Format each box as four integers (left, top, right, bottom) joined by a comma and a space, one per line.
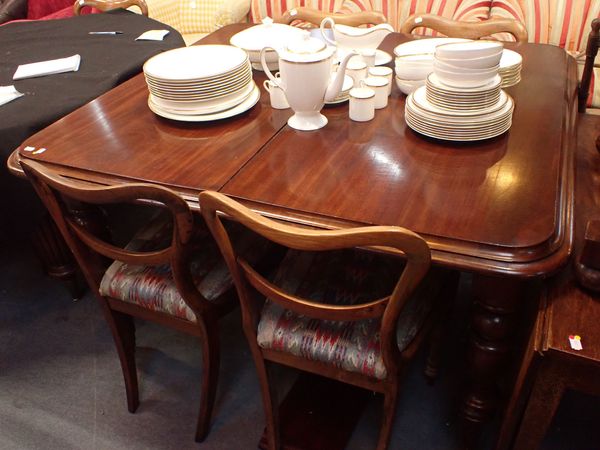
320, 17, 337, 46
260, 47, 282, 89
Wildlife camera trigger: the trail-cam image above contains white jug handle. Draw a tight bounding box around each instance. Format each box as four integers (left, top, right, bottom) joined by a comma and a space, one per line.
320, 17, 337, 46
260, 47, 282, 89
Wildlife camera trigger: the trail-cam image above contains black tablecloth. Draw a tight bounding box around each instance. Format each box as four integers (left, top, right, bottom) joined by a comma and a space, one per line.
0, 10, 184, 237
0, 9, 184, 160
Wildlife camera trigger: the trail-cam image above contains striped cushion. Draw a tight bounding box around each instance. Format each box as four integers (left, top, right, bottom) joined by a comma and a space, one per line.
100, 213, 268, 322
249, 0, 366, 25
257, 249, 435, 380
379, 0, 492, 33
490, 0, 600, 108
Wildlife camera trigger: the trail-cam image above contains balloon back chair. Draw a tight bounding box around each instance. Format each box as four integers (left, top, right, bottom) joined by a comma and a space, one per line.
21, 159, 271, 442
199, 190, 454, 450
401, 13, 528, 43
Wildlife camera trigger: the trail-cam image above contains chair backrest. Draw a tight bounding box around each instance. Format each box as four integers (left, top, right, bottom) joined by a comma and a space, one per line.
20, 159, 211, 313
73, 0, 148, 16
400, 13, 528, 43
579, 18, 600, 113
199, 191, 431, 371
277, 6, 386, 26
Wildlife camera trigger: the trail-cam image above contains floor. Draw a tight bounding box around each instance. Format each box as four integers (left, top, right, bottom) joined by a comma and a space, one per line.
1, 195, 599, 450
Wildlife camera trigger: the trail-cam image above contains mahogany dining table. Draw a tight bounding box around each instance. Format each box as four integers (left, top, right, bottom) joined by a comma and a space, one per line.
7, 23, 578, 447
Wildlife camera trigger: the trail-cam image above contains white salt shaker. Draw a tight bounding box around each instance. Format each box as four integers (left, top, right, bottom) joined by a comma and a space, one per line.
349, 87, 375, 122
368, 66, 394, 95
361, 76, 389, 109
346, 59, 368, 88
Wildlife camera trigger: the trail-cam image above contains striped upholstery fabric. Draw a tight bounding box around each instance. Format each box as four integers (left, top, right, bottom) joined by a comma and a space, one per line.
249, 0, 366, 25
257, 249, 436, 380
490, 0, 600, 108
372, 0, 492, 33
100, 213, 268, 323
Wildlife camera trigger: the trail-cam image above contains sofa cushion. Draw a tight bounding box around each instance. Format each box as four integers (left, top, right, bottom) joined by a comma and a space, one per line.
256, 248, 436, 380
250, 0, 366, 26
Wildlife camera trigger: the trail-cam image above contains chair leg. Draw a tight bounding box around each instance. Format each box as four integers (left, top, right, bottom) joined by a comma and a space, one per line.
376, 384, 399, 450
195, 319, 221, 442
254, 356, 281, 450
107, 309, 139, 413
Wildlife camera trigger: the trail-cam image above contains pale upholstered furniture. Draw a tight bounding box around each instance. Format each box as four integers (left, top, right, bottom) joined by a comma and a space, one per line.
21, 159, 271, 442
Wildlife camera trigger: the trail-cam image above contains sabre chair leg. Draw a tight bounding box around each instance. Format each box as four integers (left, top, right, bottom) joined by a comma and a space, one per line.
108, 309, 139, 413
256, 358, 281, 450
195, 319, 221, 442
376, 384, 399, 450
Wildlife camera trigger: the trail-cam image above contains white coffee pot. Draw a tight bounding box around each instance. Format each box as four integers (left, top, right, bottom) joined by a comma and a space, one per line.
260, 32, 355, 131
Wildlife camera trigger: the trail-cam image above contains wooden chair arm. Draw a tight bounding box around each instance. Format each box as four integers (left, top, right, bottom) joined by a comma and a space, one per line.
578, 18, 600, 114
276, 7, 387, 27
73, 0, 148, 16
400, 13, 528, 43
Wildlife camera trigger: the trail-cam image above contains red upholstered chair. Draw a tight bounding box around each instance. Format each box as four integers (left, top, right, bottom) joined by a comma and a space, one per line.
199, 191, 453, 450
21, 160, 273, 442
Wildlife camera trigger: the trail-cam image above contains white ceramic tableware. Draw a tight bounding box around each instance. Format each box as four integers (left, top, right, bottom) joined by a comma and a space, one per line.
260, 32, 356, 131
435, 50, 503, 69
346, 59, 368, 87
433, 59, 500, 74
368, 66, 393, 95
434, 65, 499, 88
361, 76, 388, 109
393, 37, 469, 57
394, 54, 435, 80
263, 79, 289, 109
320, 18, 393, 52
349, 87, 375, 122
434, 41, 504, 60
395, 77, 425, 95
359, 49, 376, 67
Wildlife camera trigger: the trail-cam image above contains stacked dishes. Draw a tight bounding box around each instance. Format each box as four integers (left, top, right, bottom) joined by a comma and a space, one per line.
405, 41, 514, 141
144, 45, 259, 122
325, 74, 354, 104
499, 49, 523, 88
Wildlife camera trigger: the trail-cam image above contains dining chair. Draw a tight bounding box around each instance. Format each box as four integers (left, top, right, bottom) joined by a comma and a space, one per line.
73, 0, 148, 16
578, 18, 600, 115
277, 7, 387, 27
400, 13, 528, 43
199, 191, 454, 450
20, 159, 271, 442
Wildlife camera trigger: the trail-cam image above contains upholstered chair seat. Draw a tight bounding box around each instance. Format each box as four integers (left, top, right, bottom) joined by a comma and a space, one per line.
257, 249, 436, 380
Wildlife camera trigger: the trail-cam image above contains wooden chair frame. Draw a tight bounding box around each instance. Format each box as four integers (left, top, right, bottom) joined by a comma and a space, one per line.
401, 13, 528, 43
579, 18, 600, 114
199, 191, 436, 450
73, 0, 148, 16
21, 159, 231, 442
277, 6, 387, 27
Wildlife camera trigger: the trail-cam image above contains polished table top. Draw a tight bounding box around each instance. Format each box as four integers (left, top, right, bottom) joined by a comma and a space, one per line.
10, 24, 578, 277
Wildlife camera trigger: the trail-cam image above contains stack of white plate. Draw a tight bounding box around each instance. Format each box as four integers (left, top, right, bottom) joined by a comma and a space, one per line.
406, 71, 513, 141
325, 74, 354, 104
499, 49, 523, 88
143, 45, 260, 122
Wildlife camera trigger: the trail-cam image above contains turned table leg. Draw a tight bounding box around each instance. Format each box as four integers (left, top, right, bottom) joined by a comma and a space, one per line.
461, 275, 525, 448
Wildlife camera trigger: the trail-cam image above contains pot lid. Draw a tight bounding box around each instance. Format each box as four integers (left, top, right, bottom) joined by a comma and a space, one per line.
229, 18, 306, 52
280, 32, 335, 62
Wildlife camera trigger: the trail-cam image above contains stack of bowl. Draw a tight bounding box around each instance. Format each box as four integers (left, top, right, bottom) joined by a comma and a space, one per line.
394, 54, 434, 94
433, 41, 504, 88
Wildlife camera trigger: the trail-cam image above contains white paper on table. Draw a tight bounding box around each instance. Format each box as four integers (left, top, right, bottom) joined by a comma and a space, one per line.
136, 29, 170, 41
0, 85, 24, 107
13, 54, 81, 80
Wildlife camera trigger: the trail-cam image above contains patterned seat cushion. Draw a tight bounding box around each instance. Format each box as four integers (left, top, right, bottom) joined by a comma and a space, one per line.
257, 248, 436, 380
100, 212, 268, 322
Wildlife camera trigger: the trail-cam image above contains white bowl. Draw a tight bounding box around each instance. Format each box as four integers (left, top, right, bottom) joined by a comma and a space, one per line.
435, 41, 504, 60
395, 55, 434, 80
433, 59, 499, 74
395, 77, 425, 95
433, 66, 498, 88
435, 50, 503, 69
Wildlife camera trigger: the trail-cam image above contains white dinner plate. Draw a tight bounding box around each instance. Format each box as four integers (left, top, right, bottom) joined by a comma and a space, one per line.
144, 45, 249, 81
148, 83, 260, 122
413, 88, 509, 117
500, 49, 523, 70
144, 63, 251, 87
150, 81, 255, 111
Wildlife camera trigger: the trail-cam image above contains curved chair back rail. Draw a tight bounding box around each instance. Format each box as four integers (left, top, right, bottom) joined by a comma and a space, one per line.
277, 6, 387, 27
579, 18, 600, 114
400, 13, 528, 43
199, 190, 438, 450
73, 0, 148, 16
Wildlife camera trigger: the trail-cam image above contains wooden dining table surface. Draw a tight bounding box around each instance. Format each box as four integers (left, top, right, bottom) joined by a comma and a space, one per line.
8, 23, 579, 447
